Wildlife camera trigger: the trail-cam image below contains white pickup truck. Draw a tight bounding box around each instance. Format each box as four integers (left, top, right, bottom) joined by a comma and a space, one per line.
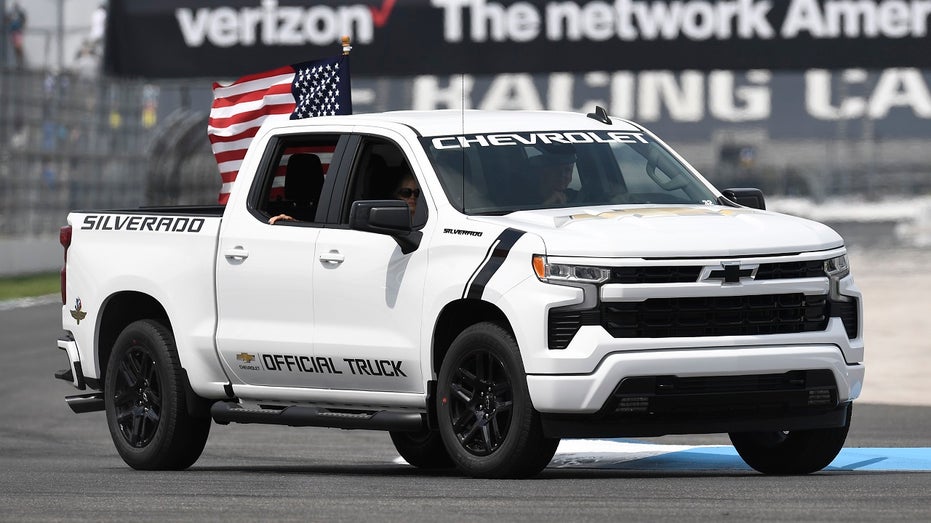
56, 109, 863, 478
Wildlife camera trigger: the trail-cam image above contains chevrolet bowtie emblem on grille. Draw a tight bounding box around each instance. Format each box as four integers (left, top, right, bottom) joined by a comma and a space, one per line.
236, 353, 256, 363
708, 263, 754, 284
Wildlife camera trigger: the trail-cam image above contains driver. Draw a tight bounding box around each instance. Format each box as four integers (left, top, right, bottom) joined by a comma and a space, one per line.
529, 145, 577, 206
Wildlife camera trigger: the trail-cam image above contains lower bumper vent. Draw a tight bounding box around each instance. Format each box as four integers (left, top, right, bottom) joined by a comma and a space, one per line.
605, 370, 839, 419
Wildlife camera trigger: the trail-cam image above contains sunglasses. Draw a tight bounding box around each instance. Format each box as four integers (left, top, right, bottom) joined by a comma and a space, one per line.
396, 188, 420, 198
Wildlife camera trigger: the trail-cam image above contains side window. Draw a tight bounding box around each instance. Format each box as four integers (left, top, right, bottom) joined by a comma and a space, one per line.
256, 134, 341, 223
344, 137, 426, 227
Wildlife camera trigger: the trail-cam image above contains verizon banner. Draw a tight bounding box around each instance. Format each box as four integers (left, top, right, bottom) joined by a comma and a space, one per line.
105, 0, 931, 78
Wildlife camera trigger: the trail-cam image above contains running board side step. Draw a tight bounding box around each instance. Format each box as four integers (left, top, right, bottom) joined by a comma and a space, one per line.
66, 393, 105, 413
210, 401, 426, 432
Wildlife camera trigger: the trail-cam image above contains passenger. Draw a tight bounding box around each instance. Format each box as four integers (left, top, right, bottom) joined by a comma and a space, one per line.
393, 171, 420, 218
268, 213, 293, 225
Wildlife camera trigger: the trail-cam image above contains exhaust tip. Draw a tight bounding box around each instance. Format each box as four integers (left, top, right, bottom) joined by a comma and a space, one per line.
65, 393, 105, 414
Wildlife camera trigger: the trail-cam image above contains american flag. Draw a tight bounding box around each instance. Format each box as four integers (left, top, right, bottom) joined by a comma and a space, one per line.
208, 55, 351, 204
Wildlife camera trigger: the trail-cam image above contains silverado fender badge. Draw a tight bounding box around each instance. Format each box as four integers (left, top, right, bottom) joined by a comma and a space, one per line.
70, 298, 87, 324
236, 353, 256, 363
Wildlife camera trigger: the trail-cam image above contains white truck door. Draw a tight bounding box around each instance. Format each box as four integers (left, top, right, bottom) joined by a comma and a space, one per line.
312, 135, 428, 393
215, 134, 342, 388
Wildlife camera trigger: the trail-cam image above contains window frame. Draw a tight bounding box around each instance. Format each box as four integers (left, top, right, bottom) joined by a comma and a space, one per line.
245, 132, 350, 226
327, 133, 428, 228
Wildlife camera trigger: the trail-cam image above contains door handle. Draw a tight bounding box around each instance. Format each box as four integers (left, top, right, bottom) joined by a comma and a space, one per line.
224, 247, 249, 260
319, 251, 345, 264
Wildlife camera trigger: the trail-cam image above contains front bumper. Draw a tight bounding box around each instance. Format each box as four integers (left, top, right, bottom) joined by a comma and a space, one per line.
526, 344, 862, 427
540, 401, 852, 438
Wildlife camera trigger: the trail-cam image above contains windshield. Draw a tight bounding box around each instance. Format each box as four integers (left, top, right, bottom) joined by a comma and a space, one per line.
421, 130, 718, 215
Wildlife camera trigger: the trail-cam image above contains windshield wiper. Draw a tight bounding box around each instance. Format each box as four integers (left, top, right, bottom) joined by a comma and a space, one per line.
468, 209, 517, 216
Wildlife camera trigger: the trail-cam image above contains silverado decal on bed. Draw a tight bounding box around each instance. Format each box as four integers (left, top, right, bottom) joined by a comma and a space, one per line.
81, 214, 206, 233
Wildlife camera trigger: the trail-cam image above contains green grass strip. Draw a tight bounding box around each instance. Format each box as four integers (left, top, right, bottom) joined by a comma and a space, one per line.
0, 272, 60, 301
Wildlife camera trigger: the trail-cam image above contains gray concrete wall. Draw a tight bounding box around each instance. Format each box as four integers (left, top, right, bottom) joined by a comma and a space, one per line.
0, 237, 61, 276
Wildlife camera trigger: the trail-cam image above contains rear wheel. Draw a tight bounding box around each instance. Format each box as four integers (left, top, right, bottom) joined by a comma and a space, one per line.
436, 322, 559, 478
104, 319, 210, 470
389, 429, 454, 469
729, 405, 852, 475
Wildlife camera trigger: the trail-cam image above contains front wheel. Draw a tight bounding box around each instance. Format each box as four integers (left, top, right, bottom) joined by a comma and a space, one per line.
104, 319, 210, 470
436, 322, 559, 478
729, 405, 852, 475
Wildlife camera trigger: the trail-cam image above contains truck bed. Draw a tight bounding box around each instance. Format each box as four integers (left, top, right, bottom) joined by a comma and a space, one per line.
63, 206, 226, 394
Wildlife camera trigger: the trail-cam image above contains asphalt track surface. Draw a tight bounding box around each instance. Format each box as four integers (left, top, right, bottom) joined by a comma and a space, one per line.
2, 303, 930, 522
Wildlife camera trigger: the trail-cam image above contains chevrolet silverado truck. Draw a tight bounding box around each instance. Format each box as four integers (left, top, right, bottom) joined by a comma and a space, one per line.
55, 109, 863, 478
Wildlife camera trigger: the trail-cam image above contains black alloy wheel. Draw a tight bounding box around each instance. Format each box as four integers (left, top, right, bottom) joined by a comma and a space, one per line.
104, 319, 210, 470
112, 346, 162, 448
447, 349, 514, 456
437, 322, 559, 478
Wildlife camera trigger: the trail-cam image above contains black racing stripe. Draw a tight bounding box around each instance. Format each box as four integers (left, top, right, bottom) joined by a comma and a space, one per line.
463, 239, 499, 299
465, 228, 526, 300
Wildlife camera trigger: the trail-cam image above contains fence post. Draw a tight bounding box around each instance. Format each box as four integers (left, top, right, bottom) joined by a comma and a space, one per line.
0, 0, 7, 68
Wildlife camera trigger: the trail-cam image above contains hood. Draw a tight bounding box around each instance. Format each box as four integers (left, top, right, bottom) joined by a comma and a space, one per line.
471, 205, 844, 258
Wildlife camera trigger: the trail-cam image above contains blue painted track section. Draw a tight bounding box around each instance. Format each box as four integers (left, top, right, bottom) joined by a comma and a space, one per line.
549, 440, 931, 472
633, 446, 931, 472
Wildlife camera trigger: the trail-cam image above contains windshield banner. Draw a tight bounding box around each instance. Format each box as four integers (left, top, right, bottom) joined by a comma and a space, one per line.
430, 131, 650, 149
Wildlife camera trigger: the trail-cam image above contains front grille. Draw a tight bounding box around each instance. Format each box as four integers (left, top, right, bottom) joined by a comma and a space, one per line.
601, 293, 828, 338
606, 260, 826, 284
755, 260, 825, 280
609, 266, 702, 284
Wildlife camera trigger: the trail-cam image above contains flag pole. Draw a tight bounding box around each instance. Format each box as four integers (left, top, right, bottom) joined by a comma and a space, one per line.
341, 36, 352, 56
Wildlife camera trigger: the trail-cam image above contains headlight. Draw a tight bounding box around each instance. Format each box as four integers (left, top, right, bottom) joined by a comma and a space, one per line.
824, 254, 850, 279
824, 254, 850, 301
532, 255, 610, 284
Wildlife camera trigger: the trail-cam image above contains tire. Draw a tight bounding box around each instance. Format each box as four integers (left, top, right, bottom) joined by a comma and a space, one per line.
436, 322, 559, 478
729, 405, 852, 475
389, 429, 454, 469
104, 319, 211, 470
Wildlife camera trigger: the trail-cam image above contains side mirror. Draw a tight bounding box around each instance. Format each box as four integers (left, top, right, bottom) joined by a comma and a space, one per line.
349, 200, 422, 254
720, 188, 766, 210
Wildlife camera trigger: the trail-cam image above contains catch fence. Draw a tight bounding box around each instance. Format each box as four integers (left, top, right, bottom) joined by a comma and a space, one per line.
1, 66, 929, 238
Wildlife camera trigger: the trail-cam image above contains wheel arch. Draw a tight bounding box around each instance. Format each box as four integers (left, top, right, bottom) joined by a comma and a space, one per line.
431, 299, 514, 377
96, 291, 171, 387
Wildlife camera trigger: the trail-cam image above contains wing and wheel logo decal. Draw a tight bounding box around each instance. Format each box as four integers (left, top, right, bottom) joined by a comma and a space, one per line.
70, 298, 87, 324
